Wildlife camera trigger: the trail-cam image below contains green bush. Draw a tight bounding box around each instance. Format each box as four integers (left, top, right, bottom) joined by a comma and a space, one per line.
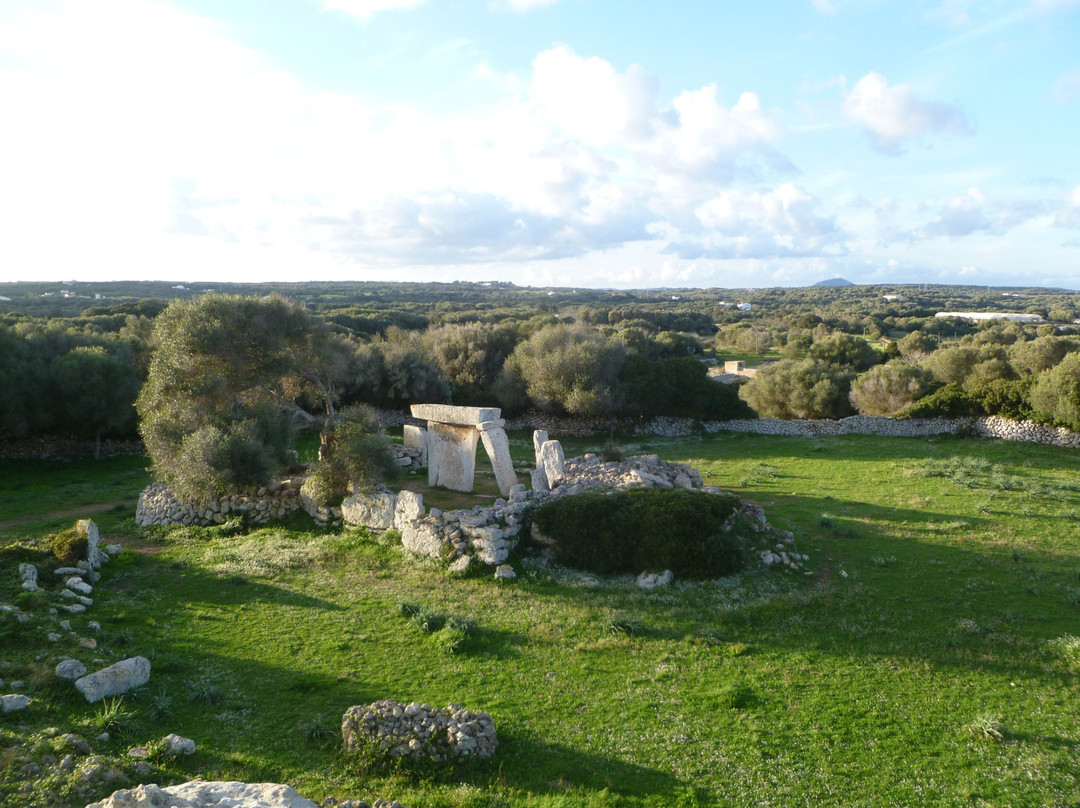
898, 383, 983, 418
531, 489, 746, 578
617, 355, 756, 420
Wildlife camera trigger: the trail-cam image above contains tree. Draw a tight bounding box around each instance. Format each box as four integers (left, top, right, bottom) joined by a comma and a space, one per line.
618, 355, 755, 420
896, 330, 938, 361
304, 405, 399, 506
422, 322, 519, 401
739, 359, 855, 420
136, 294, 338, 500
1008, 335, 1077, 377
1029, 353, 1080, 431
849, 361, 934, 416
922, 345, 982, 386
51, 346, 140, 458
807, 333, 881, 371
496, 324, 626, 416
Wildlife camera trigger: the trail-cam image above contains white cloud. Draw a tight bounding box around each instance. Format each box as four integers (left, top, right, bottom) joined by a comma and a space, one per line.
842, 72, 972, 154
1055, 184, 1080, 227
811, 0, 838, 15
919, 188, 1044, 238
663, 183, 846, 259
316, 0, 425, 23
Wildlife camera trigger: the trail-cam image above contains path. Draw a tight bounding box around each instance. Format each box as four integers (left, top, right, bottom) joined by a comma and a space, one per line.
0, 499, 139, 532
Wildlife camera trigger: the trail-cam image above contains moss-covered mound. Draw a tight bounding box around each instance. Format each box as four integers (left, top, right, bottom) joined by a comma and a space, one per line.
530, 489, 746, 578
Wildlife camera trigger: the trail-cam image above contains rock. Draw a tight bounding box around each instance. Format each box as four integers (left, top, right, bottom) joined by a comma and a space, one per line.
74, 657, 151, 703
56, 659, 88, 681
163, 733, 196, 755
529, 467, 548, 492
85, 781, 320, 808
494, 565, 516, 581
447, 555, 472, 574
532, 429, 548, 466
400, 520, 445, 558
66, 577, 94, 596
392, 490, 425, 530
538, 440, 565, 488
106, 544, 123, 557
341, 487, 397, 530
18, 563, 38, 591
636, 570, 674, 589
1, 694, 30, 712
342, 700, 497, 761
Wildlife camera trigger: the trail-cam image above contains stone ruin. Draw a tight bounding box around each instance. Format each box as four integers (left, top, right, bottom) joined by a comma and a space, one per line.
341, 699, 497, 761
409, 404, 517, 496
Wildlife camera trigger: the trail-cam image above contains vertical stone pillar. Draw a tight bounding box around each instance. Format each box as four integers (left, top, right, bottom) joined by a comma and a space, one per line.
426, 423, 480, 492
532, 430, 548, 467
539, 440, 565, 488
403, 424, 428, 467
479, 420, 518, 497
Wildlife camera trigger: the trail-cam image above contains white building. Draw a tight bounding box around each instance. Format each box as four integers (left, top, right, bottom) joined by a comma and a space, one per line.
934, 312, 1043, 324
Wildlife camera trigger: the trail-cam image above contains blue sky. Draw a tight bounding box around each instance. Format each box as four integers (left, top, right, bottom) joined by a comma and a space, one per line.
1, 0, 1078, 289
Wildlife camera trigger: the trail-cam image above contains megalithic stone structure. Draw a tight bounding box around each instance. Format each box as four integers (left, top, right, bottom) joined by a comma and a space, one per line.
410, 404, 519, 496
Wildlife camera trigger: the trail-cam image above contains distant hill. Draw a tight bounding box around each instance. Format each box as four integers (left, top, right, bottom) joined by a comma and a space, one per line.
813, 277, 855, 287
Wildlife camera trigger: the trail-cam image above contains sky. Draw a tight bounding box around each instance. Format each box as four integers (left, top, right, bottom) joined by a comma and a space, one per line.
1, 0, 1078, 290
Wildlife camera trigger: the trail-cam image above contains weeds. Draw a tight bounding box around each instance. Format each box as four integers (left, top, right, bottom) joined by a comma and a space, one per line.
607, 613, 645, 636
967, 713, 1006, 742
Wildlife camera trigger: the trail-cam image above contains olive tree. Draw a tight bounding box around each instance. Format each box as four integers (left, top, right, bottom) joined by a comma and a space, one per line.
849, 361, 934, 416
739, 359, 855, 420
496, 324, 626, 416
136, 294, 350, 500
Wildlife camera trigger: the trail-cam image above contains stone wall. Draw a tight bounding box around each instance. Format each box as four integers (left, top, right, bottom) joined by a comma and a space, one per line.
135, 479, 306, 527
378, 408, 1080, 449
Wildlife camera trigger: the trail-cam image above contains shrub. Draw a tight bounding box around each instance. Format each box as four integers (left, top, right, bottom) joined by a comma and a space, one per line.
531, 489, 746, 578
1029, 352, 1080, 431
739, 359, 855, 420
849, 362, 935, 416
898, 383, 982, 418
618, 355, 756, 420
304, 405, 399, 507
47, 527, 88, 565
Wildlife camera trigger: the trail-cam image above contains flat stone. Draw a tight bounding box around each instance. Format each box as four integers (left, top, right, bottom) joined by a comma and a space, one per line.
74, 656, 151, 703
1, 694, 30, 713
341, 488, 397, 530
163, 733, 196, 755
411, 404, 501, 425
426, 422, 480, 492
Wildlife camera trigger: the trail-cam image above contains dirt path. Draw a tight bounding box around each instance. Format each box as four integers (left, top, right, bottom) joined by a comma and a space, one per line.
0, 499, 139, 532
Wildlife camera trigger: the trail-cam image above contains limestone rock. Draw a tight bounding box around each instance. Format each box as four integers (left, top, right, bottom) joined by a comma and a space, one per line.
56, 659, 88, 681
341, 487, 397, 530
1, 694, 30, 713
163, 734, 196, 755
75, 657, 151, 703
532, 430, 548, 466
18, 563, 38, 591
85, 781, 319, 808
393, 490, 425, 530
494, 565, 516, 581
636, 570, 674, 589
400, 520, 445, 558
538, 440, 565, 488
342, 699, 497, 761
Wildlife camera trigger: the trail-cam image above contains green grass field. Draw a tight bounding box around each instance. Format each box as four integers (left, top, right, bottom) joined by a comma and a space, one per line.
2, 433, 1079, 807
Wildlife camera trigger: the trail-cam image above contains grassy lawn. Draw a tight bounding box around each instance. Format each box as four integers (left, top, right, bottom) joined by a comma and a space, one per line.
2, 433, 1079, 807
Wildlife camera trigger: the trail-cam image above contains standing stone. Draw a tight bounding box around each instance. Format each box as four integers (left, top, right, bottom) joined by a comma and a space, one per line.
426, 422, 480, 492
74, 657, 151, 703
18, 564, 38, 592
530, 468, 549, 492
532, 430, 548, 466
478, 422, 518, 497
538, 440, 565, 488
403, 424, 428, 467
77, 519, 103, 567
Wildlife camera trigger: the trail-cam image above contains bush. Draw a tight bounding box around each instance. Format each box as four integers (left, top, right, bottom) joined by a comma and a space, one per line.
739, 359, 855, 420
1029, 352, 1080, 431
304, 405, 399, 507
531, 489, 746, 578
849, 361, 935, 416
897, 383, 982, 418
617, 355, 756, 420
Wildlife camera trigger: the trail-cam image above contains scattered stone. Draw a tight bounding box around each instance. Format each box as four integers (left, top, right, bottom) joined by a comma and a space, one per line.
494, 565, 516, 581
62, 604, 87, 615
106, 544, 123, 557
636, 570, 674, 589
66, 577, 93, 596
57, 659, 89, 681
1, 694, 30, 713
88, 621, 101, 631
163, 733, 196, 755
447, 555, 471, 574
74, 657, 151, 703
79, 637, 98, 650
48, 632, 62, 642
60, 620, 72, 631
18, 563, 38, 592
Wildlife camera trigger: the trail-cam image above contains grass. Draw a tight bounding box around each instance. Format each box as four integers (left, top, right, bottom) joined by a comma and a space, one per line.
2, 432, 1080, 807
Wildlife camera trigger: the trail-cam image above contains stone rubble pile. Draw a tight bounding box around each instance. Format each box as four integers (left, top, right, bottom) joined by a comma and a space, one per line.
390, 445, 424, 470
135, 479, 305, 527
86, 781, 320, 808
341, 699, 498, 761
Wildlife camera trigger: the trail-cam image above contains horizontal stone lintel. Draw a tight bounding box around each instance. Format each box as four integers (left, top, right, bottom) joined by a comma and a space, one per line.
411, 404, 501, 426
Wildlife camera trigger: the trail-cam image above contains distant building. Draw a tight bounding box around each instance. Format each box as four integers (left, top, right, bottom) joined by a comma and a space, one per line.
737, 303, 752, 312
882, 294, 902, 302
0, 296, 11, 302
935, 312, 1043, 324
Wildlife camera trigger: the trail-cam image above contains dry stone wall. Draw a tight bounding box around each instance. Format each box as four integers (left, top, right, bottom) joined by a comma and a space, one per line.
135, 479, 305, 527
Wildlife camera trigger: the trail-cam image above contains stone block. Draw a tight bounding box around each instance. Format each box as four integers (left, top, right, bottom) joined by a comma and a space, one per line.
341, 488, 397, 530
479, 425, 518, 497
403, 424, 428, 467
74, 656, 151, 703
410, 404, 501, 425
532, 430, 548, 466
393, 490, 425, 530
539, 440, 565, 488
427, 422, 480, 492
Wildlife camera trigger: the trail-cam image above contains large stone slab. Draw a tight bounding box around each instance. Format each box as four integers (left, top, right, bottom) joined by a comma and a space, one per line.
75, 656, 151, 703
341, 488, 396, 530
427, 422, 480, 492
86, 781, 319, 808
539, 440, 565, 488
411, 404, 501, 425
533, 430, 548, 466
479, 425, 518, 497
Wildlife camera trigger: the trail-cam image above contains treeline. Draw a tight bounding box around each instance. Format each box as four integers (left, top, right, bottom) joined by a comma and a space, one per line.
4, 281, 1080, 452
